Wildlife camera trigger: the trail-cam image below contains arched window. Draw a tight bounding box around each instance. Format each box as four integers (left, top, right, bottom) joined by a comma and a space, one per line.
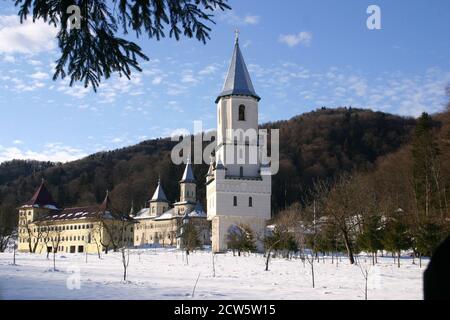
233, 196, 237, 207
239, 105, 246, 121
249, 197, 253, 207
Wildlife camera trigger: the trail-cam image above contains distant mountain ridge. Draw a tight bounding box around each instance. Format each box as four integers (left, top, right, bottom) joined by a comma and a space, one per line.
0, 107, 416, 216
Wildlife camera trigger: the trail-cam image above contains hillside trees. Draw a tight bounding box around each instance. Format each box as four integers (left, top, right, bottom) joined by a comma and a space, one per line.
0, 108, 417, 229
0, 205, 16, 252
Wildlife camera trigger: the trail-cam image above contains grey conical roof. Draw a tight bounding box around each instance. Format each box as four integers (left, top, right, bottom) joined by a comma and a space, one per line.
180, 158, 195, 183
150, 179, 168, 203
216, 38, 260, 103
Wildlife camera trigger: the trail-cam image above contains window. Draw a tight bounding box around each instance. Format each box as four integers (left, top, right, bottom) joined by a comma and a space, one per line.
249, 197, 253, 207
240, 166, 243, 177
238, 105, 246, 121
233, 196, 237, 207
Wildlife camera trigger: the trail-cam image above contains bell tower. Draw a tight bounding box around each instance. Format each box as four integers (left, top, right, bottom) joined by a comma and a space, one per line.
207, 33, 271, 253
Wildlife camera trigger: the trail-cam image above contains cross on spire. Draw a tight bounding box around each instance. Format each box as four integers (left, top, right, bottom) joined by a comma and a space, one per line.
234, 28, 240, 43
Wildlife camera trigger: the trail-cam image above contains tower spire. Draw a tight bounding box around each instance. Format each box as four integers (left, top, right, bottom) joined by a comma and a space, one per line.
216, 33, 260, 103
234, 28, 239, 44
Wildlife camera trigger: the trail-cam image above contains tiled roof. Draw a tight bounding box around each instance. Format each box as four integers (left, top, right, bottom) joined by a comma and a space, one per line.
23, 180, 58, 208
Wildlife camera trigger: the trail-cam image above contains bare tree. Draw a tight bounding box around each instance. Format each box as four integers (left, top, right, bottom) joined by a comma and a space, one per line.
11, 229, 18, 265
23, 220, 44, 253
191, 272, 201, 298
160, 224, 170, 247
121, 246, 131, 282
48, 225, 63, 271
323, 175, 364, 265
212, 252, 216, 277
355, 255, 372, 300
263, 211, 297, 271
91, 226, 104, 258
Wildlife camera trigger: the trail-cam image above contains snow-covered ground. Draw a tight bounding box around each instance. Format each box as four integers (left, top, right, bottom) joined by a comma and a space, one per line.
0, 249, 426, 300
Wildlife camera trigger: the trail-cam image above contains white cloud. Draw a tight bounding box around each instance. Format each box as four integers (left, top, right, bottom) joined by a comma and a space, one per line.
199, 65, 218, 76
218, 12, 261, 26
152, 76, 163, 85
28, 59, 42, 66
243, 15, 260, 25
3, 55, 15, 63
111, 138, 124, 144
279, 32, 312, 47
0, 143, 86, 163
29, 71, 49, 80
181, 73, 198, 84
0, 15, 57, 54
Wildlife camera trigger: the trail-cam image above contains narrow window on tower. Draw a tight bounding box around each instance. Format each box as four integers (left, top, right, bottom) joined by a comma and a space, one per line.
240, 166, 243, 177
239, 105, 246, 121
233, 196, 237, 206
249, 197, 253, 207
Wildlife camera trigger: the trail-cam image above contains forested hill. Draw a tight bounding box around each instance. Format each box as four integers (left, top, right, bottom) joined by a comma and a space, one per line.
0, 107, 416, 216
0, 160, 55, 186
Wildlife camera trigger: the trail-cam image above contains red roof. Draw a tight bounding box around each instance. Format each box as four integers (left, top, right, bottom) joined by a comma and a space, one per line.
23, 180, 58, 208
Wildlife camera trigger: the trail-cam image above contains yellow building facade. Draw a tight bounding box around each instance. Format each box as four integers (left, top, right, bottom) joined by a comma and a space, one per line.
18, 181, 134, 254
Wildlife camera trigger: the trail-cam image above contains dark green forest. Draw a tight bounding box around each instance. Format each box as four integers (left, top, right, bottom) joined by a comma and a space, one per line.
0, 107, 415, 219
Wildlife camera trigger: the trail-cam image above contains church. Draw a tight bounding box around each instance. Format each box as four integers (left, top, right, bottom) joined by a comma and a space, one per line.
133, 159, 211, 248
206, 34, 272, 253
16, 34, 271, 255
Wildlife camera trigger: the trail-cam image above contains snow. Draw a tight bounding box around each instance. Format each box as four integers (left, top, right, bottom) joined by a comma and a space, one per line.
44, 205, 60, 210
154, 209, 177, 221
0, 249, 427, 300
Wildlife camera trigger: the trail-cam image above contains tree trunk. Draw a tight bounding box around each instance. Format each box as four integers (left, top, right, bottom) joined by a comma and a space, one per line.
311, 259, 315, 288
342, 231, 355, 264
212, 253, 216, 277
419, 254, 422, 268
372, 252, 375, 266
364, 274, 368, 300
397, 251, 401, 268
13, 245, 16, 265
265, 249, 272, 271
53, 251, 56, 271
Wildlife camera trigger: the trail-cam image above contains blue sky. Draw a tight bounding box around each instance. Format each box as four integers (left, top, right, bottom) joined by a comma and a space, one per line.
0, 0, 449, 163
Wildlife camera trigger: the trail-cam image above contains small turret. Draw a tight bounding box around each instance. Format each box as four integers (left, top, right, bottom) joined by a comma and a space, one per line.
179, 158, 196, 203
149, 178, 169, 216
